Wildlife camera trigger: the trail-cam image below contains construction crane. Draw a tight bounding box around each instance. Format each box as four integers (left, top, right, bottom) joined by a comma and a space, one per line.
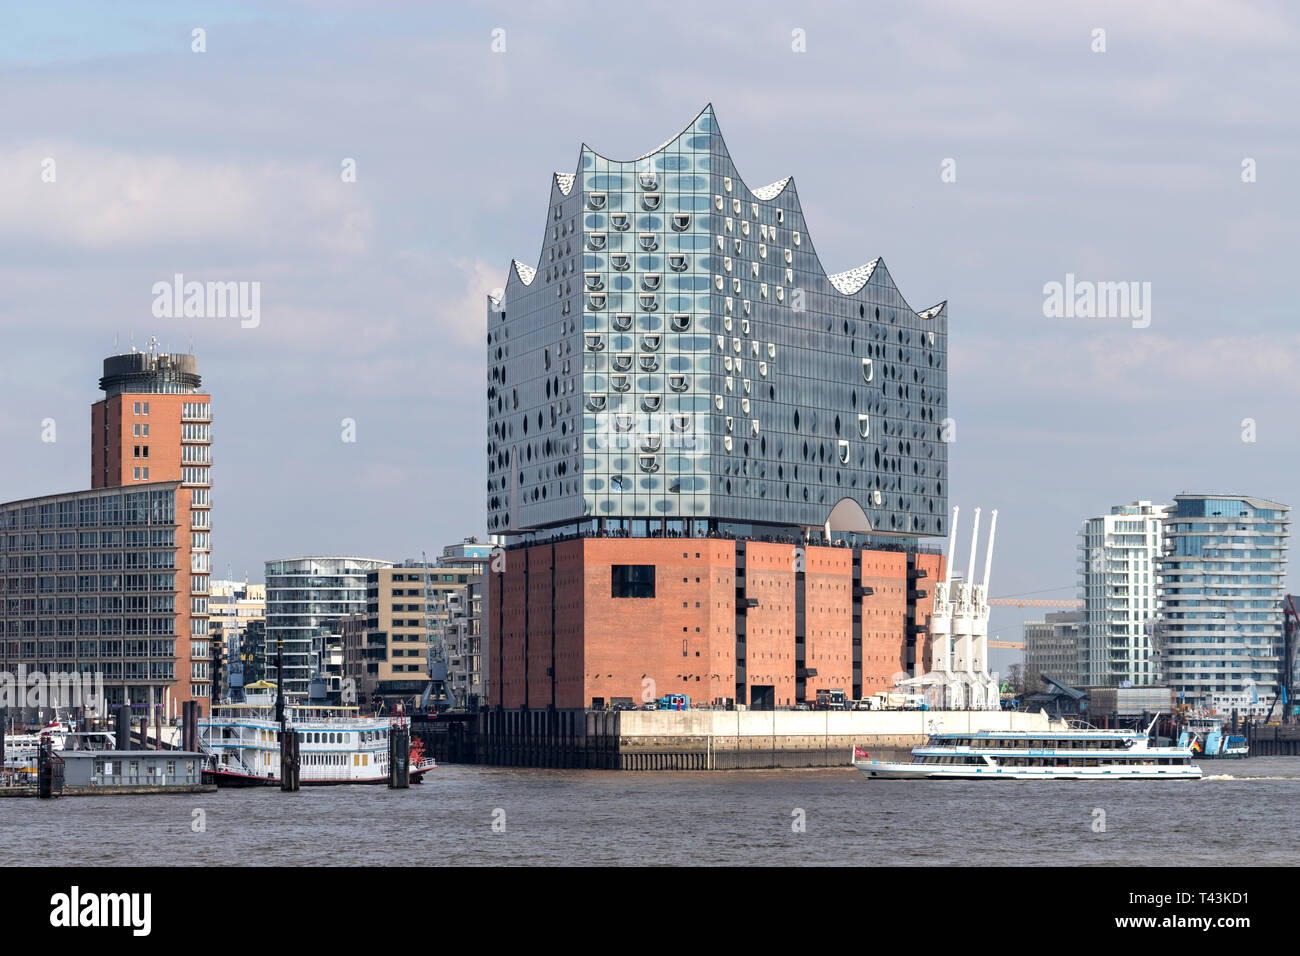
416, 551, 462, 713
987, 598, 1083, 609
987, 640, 1025, 650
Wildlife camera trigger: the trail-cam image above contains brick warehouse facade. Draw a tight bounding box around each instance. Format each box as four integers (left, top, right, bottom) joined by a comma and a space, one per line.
489, 538, 943, 709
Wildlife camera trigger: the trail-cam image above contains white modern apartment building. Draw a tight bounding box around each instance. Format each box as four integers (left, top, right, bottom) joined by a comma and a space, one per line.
1157, 494, 1290, 715
1077, 502, 1168, 687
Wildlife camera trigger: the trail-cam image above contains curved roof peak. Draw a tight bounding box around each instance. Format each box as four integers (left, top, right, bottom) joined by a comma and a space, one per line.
918, 301, 947, 320
827, 258, 882, 295
582, 104, 715, 164
553, 172, 576, 196
751, 176, 792, 200
511, 259, 537, 286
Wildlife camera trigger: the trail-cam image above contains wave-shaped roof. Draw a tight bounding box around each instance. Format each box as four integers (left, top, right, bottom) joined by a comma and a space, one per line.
496, 105, 940, 319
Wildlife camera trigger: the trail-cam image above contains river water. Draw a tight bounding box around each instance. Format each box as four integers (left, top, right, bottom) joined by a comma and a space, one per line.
4, 757, 1298, 866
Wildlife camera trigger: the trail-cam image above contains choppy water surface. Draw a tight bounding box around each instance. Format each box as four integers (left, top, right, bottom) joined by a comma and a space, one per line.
4, 757, 1298, 866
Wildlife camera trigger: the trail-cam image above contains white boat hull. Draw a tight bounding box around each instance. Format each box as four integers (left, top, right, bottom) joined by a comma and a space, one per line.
856, 759, 1202, 780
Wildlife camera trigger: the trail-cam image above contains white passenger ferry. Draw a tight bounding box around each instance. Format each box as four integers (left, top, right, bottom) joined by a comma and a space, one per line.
197, 684, 435, 787
3, 720, 116, 776
855, 719, 1201, 781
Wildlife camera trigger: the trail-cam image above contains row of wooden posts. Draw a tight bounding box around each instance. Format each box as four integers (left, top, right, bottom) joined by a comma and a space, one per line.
275, 724, 410, 791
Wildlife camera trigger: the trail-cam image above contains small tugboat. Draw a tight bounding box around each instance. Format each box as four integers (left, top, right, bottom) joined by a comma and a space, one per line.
1179, 715, 1248, 759
855, 716, 1201, 780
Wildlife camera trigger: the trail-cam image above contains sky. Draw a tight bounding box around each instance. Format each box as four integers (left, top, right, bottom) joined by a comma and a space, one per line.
1, 1, 1297, 671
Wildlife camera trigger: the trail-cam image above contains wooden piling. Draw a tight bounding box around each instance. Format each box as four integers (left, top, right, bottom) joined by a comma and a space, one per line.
389, 726, 409, 788
280, 729, 300, 791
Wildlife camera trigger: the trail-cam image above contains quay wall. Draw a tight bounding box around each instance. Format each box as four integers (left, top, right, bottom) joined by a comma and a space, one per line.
428, 709, 1062, 770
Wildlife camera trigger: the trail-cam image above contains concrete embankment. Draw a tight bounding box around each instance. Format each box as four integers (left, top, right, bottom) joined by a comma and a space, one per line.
443, 708, 1062, 770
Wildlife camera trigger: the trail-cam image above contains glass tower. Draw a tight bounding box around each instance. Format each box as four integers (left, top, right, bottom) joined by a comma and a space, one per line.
1157, 494, 1290, 714
487, 106, 948, 545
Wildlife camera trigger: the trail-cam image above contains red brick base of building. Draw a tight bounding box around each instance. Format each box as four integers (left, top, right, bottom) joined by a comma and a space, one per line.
487, 537, 943, 710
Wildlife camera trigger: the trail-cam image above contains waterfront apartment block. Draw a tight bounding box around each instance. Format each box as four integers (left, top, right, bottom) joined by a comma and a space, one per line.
1157, 494, 1290, 714
485, 106, 949, 711
0, 346, 211, 717
209, 579, 265, 700
1023, 610, 1083, 689
347, 561, 480, 709
264, 557, 392, 698
1077, 501, 1167, 687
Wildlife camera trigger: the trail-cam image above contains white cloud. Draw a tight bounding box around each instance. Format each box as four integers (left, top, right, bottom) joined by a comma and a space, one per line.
0, 144, 373, 253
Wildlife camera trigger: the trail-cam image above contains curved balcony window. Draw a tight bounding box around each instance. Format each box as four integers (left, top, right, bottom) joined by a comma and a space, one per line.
776, 208, 784, 223
786, 268, 794, 283
638, 233, 658, 251
612, 312, 633, 331
641, 193, 661, 211
734, 238, 742, 254
588, 192, 606, 210
784, 249, 793, 264
858, 414, 870, 438
725, 416, 734, 433
586, 294, 606, 311
724, 357, 734, 372
741, 221, 750, 237
639, 355, 659, 372
639, 171, 659, 190
715, 335, 725, 351
838, 440, 850, 463
731, 198, 741, 214
758, 243, 767, 259
742, 378, 751, 394
741, 319, 750, 335
723, 316, 733, 332
723, 257, 733, 274
713, 395, 724, 410
671, 314, 690, 331
641, 334, 661, 351
584, 273, 604, 291
714, 195, 724, 210
723, 177, 733, 193
767, 343, 776, 359
724, 436, 733, 452
610, 213, 630, 231
862, 358, 874, 383
612, 354, 633, 372
743, 299, 751, 315
668, 254, 688, 272
741, 398, 750, 415
587, 233, 607, 251
641, 396, 662, 413
614, 414, 634, 432
873, 490, 883, 506
586, 394, 607, 411
732, 278, 741, 294
585, 333, 605, 351
751, 202, 759, 219
641, 434, 662, 452
670, 414, 691, 432
759, 361, 768, 377
714, 275, 724, 291
641, 274, 662, 292
610, 474, 626, 492
610, 253, 630, 272
639, 293, 659, 312
776, 287, 784, 302
732, 337, 741, 353
672, 214, 691, 232
610, 374, 630, 392
639, 455, 660, 473
750, 420, 760, 437
793, 231, 801, 246
668, 375, 689, 392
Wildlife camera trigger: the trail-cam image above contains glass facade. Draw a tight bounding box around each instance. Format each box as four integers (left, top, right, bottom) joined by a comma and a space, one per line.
487, 106, 947, 542
0, 484, 182, 708
1157, 494, 1290, 713
264, 556, 393, 697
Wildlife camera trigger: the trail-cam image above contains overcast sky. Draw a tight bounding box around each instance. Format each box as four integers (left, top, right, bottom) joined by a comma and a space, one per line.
2, 1, 1297, 665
